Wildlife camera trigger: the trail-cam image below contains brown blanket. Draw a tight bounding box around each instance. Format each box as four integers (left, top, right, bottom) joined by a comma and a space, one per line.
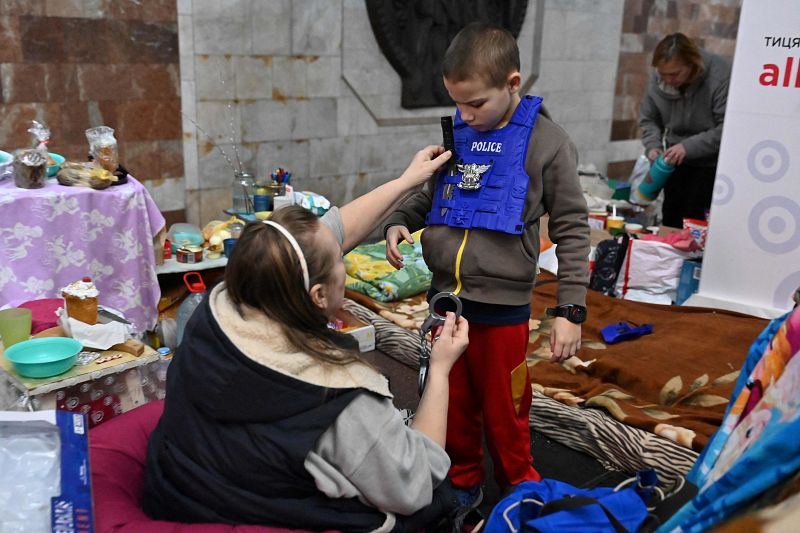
528, 275, 768, 451
347, 276, 769, 451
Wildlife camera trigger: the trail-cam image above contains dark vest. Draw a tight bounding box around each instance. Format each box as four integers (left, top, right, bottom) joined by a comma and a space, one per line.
143, 297, 387, 531
427, 95, 542, 235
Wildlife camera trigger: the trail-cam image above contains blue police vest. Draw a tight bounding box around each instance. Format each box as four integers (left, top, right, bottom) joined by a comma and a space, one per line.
427, 95, 542, 235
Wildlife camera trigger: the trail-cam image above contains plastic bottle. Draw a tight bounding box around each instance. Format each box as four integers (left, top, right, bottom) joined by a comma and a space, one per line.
631, 154, 675, 205
175, 272, 207, 346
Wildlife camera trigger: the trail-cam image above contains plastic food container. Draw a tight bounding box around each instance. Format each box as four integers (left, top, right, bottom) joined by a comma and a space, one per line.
47, 152, 65, 177
167, 223, 203, 253
0, 149, 12, 181
4, 337, 82, 378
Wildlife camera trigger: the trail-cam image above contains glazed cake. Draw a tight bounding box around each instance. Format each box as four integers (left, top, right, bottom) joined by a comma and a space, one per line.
62, 277, 99, 325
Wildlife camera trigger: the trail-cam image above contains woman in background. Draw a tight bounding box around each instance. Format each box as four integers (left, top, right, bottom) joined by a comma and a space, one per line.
639, 32, 731, 227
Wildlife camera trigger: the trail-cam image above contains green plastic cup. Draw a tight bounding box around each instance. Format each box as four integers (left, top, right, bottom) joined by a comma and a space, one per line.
0, 308, 32, 349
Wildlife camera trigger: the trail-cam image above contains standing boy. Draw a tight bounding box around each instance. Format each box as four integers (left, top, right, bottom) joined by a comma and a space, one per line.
384, 22, 590, 514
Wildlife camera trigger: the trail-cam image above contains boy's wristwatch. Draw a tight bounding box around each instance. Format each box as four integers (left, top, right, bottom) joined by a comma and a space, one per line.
546, 304, 587, 324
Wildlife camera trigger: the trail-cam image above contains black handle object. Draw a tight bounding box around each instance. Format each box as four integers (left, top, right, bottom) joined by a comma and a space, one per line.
418, 292, 463, 396
537, 495, 630, 533
439, 116, 458, 215
440, 116, 457, 169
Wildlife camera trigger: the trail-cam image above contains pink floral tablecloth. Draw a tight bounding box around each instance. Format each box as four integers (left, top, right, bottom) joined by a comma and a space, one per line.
0, 176, 165, 331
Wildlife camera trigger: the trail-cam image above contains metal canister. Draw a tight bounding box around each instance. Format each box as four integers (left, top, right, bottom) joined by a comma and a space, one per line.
176, 245, 203, 263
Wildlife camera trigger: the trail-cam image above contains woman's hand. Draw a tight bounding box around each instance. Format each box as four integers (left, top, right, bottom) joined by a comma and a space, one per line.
430, 312, 469, 374
663, 143, 686, 166
398, 145, 452, 188
647, 148, 663, 162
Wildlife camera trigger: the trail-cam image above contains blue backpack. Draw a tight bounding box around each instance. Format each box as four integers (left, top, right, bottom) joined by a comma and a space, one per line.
484, 470, 657, 533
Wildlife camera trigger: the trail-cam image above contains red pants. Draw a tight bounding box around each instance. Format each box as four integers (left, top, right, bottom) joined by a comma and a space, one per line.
445, 321, 541, 489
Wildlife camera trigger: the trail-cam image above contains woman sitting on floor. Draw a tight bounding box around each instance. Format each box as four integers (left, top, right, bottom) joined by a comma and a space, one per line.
142, 146, 469, 532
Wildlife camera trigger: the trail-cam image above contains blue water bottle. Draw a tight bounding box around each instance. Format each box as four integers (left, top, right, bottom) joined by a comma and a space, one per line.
632, 154, 675, 205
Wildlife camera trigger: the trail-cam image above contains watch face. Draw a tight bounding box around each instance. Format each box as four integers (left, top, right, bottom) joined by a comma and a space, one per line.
568, 306, 587, 323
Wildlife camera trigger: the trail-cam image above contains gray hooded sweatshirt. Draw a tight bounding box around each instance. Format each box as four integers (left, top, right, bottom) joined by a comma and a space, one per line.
639, 50, 731, 167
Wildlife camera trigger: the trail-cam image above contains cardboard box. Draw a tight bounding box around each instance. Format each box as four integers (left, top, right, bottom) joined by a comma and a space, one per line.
334, 311, 376, 352
0, 411, 93, 532
676, 259, 702, 305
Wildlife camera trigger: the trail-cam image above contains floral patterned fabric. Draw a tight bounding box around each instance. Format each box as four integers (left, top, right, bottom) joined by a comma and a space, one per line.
0, 176, 164, 331
343, 230, 432, 302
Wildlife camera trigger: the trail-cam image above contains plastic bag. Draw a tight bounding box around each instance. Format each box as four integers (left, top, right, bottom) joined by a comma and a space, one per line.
614, 239, 700, 304
627, 155, 651, 204
27, 120, 51, 158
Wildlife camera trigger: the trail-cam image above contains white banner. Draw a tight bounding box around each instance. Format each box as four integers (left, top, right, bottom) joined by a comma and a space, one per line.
688, 0, 800, 318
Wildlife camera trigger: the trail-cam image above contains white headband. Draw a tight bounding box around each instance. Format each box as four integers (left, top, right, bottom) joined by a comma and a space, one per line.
263, 220, 310, 291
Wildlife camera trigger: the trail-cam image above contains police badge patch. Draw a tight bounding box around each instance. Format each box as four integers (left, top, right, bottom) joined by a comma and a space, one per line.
456, 163, 492, 190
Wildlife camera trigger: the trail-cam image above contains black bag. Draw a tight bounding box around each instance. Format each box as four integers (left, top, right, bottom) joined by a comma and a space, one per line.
589, 234, 630, 297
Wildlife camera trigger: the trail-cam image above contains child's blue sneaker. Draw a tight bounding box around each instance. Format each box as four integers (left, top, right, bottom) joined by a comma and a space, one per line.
452, 484, 482, 509
451, 485, 483, 532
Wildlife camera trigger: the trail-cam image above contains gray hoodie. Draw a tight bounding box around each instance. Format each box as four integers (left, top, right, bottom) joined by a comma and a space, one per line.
639, 50, 731, 167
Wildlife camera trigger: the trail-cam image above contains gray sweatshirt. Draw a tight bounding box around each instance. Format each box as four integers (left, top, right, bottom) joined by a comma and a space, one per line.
639, 50, 731, 167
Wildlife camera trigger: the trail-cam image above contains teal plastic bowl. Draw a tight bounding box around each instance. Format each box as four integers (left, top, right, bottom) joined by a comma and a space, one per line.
4, 337, 82, 378
47, 152, 65, 177
0, 150, 11, 165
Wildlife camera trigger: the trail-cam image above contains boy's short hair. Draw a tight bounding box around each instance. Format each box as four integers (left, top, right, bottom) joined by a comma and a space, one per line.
443, 22, 520, 89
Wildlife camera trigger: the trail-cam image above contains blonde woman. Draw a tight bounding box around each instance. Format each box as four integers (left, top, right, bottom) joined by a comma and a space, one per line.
639, 32, 731, 227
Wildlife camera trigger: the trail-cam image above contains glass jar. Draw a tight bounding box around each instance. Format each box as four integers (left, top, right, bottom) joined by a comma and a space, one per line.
231, 171, 255, 214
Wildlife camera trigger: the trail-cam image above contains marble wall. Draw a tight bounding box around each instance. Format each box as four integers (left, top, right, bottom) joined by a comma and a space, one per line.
179, 0, 627, 226
607, 0, 741, 179
0, 0, 183, 220
2, 1, 745, 225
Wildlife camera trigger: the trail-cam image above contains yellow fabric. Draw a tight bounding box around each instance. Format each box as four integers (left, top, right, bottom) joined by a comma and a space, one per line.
510, 360, 529, 415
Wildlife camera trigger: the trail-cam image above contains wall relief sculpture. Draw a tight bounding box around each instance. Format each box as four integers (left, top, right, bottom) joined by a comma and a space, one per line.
366, 0, 529, 109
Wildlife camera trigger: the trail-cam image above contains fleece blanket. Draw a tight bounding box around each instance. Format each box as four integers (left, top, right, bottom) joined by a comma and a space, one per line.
342, 298, 699, 482
345, 273, 768, 451
526, 275, 768, 452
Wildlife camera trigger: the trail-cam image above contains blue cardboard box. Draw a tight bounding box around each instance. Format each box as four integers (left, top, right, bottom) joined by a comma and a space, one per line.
676, 259, 702, 305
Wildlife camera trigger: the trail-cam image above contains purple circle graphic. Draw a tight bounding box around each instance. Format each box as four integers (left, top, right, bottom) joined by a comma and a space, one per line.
748, 196, 800, 254
747, 140, 790, 183
773, 271, 800, 309
769, 216, 786, 234
712, 174, 734, 205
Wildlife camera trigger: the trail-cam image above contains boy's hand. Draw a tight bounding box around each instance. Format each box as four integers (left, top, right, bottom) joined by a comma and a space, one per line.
386, 225, 413, 269
550, 317, 581, 363
399, 145, 452, 188
430, 312, 469, 374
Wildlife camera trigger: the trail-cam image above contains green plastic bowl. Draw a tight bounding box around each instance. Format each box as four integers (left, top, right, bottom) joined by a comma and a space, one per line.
4, 337, 82, 378
47, 152, 65, 177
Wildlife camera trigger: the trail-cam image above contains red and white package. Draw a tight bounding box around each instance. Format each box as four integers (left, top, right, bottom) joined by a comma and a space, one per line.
683, 218, 708, 249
